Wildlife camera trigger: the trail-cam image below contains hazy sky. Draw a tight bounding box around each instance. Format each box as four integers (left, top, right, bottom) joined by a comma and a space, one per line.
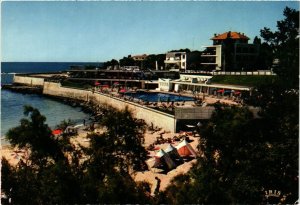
2, 1, 299, 62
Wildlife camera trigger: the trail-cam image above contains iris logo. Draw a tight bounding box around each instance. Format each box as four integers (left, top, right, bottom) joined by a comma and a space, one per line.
264, 189, 292, 204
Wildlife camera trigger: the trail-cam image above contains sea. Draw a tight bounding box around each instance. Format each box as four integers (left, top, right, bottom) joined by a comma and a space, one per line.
1, 62, 102, 145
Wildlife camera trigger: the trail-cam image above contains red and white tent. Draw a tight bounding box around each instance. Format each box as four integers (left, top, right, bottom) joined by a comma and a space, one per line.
164, 144, 182, 160
175, 139, 197, 158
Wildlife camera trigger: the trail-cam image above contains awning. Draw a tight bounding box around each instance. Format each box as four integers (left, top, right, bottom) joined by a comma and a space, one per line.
94, 81, 101, 86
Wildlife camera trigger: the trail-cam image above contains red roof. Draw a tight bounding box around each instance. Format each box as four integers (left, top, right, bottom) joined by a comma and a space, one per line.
211, 31, 249, 40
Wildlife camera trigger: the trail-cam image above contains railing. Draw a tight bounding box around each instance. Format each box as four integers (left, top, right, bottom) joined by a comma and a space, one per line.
181, 70, 275, 76
211, 71, 275, 76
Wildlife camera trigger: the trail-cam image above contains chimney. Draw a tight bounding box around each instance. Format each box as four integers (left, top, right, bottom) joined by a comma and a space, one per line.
155, 61, 158, 70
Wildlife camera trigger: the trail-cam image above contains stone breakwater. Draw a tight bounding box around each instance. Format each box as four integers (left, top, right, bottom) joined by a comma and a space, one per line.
2, 84, 43, 94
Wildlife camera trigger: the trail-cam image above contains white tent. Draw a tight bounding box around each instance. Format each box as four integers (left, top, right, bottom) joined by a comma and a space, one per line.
175, 139, 197, 158
164, 144, 182, 161
146, 158, 160, 169
154, 149, 176, 170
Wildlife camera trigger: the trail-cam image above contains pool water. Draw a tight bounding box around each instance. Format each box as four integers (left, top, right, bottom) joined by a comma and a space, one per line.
124, 91, 194, 102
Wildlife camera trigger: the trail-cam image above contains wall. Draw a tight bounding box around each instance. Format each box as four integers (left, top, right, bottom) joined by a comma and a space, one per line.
14, 75, 45, 86
43, 82, 176, 132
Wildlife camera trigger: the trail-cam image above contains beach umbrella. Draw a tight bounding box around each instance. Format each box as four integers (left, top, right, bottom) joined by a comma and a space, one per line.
94, 81, 101, 86
119, 88, 126, 93
52, 129, 62, 135
217, 89, 224, 93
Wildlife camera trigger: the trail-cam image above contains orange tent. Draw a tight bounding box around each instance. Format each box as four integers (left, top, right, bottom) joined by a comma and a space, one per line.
176, 139, 197, 158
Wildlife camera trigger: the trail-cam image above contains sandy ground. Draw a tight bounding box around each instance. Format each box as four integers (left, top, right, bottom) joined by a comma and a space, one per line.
1, 127, 199, 195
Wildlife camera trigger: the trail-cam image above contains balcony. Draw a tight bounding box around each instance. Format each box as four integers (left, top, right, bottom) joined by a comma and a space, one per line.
164, 58, 182, 64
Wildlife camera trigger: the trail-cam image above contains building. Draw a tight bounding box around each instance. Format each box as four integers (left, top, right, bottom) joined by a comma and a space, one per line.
131, 54, 148, 61
165, 51, 201, 71
165, 52, 187, 70
200, 45, 222, 71
201, 31, 259, 71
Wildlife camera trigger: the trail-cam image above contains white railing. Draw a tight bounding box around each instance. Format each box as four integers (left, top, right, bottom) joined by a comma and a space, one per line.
181, 70, 275, 76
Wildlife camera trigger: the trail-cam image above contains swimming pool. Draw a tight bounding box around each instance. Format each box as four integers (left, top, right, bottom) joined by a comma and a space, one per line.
124, 91, 194, 102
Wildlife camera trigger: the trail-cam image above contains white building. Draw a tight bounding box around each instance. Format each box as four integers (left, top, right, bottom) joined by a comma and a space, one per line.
201, 45, 222, 70
164, 52, 187, 70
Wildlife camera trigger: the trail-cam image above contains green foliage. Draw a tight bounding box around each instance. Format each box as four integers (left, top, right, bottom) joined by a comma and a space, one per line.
6, 105, 64, 161
210, 75, 278, 86
252, 36, 274, 69
61, 79, 92, 90
119, 55, 137, 67
87, 106, 148, 173
144, 54, 166, 70
162, 101, 298, 203
103, 59, 119, 68
79, 106, 150, 203
260, 6, 299, 88
169, 48, 191, 53
2, 105, 151, 204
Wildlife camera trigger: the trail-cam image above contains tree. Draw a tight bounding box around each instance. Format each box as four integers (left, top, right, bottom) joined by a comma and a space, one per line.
2, 105, 151, 204
86, 106, 148, 173
170, 48, 191, 53
252, 36, 274, 70
103, 59, 119, 69
119, 55, 137, 67
144, 54, 166, 70
161, 103, 298, 203
77, 105, 150, 203
260, 6, 299, 88
6, 105, 65, 162
3, 105, 82, 204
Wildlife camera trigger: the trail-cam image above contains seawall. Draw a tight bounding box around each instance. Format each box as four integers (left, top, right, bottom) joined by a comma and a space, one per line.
43, 82, 177, 132
14, 75, 45, 87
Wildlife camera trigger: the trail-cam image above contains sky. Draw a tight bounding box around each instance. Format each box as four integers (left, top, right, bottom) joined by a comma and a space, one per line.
1, 1, 299, 62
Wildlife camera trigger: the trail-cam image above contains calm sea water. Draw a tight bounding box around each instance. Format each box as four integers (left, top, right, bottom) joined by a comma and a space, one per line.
1, 62, 101, 145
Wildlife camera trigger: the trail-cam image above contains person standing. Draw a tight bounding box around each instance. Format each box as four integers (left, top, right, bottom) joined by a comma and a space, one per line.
154, 177, 161, 196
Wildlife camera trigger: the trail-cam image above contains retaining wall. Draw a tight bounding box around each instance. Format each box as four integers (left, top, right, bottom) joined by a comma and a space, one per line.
43, 82, 176, 132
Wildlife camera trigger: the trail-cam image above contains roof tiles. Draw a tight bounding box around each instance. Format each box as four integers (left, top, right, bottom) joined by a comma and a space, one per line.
211, 31, 249, 40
